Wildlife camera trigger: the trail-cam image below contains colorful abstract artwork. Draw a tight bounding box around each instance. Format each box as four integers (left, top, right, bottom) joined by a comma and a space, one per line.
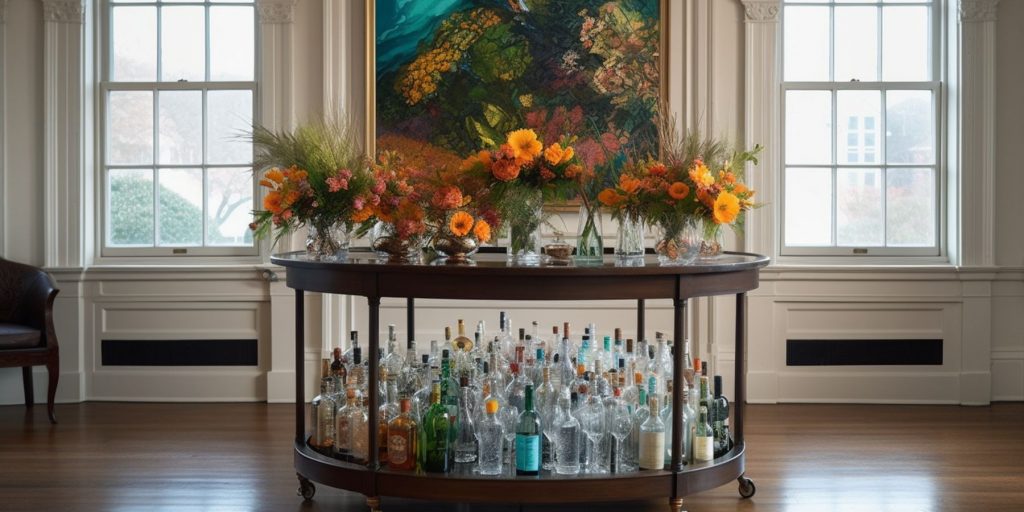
372, 0, 663, 172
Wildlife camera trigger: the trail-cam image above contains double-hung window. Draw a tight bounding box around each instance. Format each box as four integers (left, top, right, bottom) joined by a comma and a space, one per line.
101, 0, 257, 256
782, 0, 941, 256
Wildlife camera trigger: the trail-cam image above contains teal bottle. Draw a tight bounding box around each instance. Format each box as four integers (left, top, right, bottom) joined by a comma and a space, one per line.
421, 382, 452, 473
515, 384, 542, 475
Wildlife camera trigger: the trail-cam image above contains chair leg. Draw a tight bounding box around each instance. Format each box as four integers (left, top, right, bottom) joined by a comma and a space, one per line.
22, 367, 34, 407
46, 358, 59, 424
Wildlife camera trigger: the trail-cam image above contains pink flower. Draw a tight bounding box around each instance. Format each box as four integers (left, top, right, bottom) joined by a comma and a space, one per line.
338, 168, 353, 180
353, 197, 365, 210
326, 176, 348, 193
373, 179, 386, 194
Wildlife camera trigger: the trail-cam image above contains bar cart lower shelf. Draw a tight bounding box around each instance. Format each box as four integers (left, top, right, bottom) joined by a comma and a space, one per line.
271, 251, 770, 511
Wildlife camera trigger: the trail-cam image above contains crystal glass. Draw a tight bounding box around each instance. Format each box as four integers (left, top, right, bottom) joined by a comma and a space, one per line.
507, 190, 544, 265
610, 402, 636, 473
370, 221, 424, 263
698, 220, 725, 260
575, 203, 603, 266
615, 215, 645, 260
578, 399, 607, 473
654, 221, 700, 266
306, 220, 352, 261
431, 232, 480, 264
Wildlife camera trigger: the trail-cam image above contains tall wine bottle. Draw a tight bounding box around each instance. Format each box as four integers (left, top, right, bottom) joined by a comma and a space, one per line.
515, 384, 542, 475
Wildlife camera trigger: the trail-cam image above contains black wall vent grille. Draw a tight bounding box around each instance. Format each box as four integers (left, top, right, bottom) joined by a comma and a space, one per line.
786, 339, 943, 366
101, 339, 258, 366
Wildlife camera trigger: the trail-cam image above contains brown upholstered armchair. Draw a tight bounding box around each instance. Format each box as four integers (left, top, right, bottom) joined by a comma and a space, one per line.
0, 258, 59, 423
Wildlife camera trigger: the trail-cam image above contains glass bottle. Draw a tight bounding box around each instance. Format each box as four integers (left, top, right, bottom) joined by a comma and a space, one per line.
661, 379, 674, 465
455, 377, 478, 463
515, 384, 542, 475
387, 398, 417, 471
348, 394, 369, 464
557, 336, 575, 390
695, 405, 714, 462
421, 382, 452, 473
639, 395, 665, 470
699, 375, 712, 416
342, 330, 359, 369
505, 346, 530, 413
377, 371, 400, 464
348, 347, 366, 400
400, 339, 420, 398
311, 369, 337, 453
531, 321, 547, 358
712, 375, 732, 457
452, 319, 474, 352
498, 311, 515, 358
553, 394, 581, 475
334, 388, 357, 459
535, 366, 558, 470
331, 347, 347, 392
476, 398, 505, 475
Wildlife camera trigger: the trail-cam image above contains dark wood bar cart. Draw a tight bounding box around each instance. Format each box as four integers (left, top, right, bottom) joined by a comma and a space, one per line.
271, 251, 769, 512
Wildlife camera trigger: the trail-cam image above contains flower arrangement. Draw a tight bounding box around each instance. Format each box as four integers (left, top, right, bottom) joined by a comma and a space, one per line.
419, 168, 495, 263
249, 114, 371, 259
356, 151, 430, 262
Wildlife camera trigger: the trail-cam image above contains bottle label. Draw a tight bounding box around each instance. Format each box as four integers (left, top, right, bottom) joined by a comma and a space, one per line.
388, 434, 408, 465
695, 435, 714, 462
639, 431, 665, 469
515, 434, 540, 471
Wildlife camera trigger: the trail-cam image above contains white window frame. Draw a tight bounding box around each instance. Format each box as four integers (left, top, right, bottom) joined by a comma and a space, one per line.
779, 0, 945, 259
97, 0, 260, 258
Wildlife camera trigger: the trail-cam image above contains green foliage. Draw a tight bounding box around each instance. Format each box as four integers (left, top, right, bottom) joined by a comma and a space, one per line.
109, 175, 203, 246
469, 24, 531, 84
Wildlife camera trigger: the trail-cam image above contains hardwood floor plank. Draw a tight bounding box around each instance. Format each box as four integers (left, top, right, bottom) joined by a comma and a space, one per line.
1, 403, 1021, 511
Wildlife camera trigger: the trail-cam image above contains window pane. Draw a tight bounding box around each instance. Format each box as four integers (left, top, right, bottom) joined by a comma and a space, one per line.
210, 7, 255, 81
107, 91, 153, 165
161, 7, 206, 81
786, 91, 833, 165
207, 168, 254, 246
835, 7, 878, 82
111, 6, 156, 81
785, 168, 833, 246
887, 168, 936, 247
836, 168, 883, 246
207, 90, 253, 164
883, 6, 930, 81
837, 90, 881, 165
108, 169, 154, 246
158, 168, 204, 246
886, 90, 935, 164
784, 6, 830, 81
158, 91, 203, 165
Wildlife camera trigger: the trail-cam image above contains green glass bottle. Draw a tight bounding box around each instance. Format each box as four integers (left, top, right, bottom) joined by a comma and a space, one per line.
421, 381, 452, 473
515, 384, 542, 475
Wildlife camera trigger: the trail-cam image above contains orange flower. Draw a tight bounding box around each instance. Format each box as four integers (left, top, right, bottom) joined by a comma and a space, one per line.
564, 164, 584, 179
544, 143, 566, 166
258, 178, 275, 188
713, 191, 741, 224
648, 163, 667, 177
598, 188, 626, 207
264, 168, 284, 184
449, 211, 474, 237
733, 183, 749, 195
507, 129, 543, 165
696, 188, 715, 209
718, 170, 736, 185
473, 218, 492, 243
263, 191, 283, 214
431, 185, 464, 210
491, 157, 521, 181
619, 175, 642, 194
668, 182, 690, 200
689, 160, 714, 188
350, 207, 374, 223
461, 150, 493, 171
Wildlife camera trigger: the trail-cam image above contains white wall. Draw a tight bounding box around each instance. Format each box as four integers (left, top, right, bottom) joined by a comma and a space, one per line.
0, 0, 1020, 405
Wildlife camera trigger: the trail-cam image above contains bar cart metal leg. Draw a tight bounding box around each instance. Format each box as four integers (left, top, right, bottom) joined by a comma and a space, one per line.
295, 289, 305, 444
406, 297, 415, 343
297, 473, 315, 501
637, 298, 646, 341
368, 296, 381, 470
670, 297, 686, 472
734, 292, 755, 499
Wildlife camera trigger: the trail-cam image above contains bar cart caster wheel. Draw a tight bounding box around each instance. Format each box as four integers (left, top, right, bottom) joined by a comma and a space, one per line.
738, 476, 756, 499
669, 497, 685, 512
367, 496, 382, 512
297, 474, 315, 501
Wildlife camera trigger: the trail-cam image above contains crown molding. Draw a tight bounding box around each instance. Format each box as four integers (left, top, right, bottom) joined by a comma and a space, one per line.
41, 0, 83, 24
256, 0, 297, 24
741, 0, 781, 23
960, 0, 999, 22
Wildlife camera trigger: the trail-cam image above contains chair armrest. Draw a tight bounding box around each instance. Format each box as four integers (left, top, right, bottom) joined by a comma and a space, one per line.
19, 272, 60, 349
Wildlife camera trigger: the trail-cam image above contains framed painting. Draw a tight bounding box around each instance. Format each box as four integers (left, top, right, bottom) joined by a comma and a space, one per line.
365, 0, 668, 175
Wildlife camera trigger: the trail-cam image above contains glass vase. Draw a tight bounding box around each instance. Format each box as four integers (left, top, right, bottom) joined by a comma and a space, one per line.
575, 203, 604, 266
614, 215, 646, 260
507, 191, 545, 266
431, 233, 480, 264
370, 222, 423, 264
699, 220, 725, 259
654, 221, 700, 266
306, 220, 351, 261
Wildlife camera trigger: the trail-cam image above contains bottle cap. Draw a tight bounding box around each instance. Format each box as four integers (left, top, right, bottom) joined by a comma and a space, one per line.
614, 387, 622, 397
407, 339, 415, 350
352, 347, 362, 364
350, 331, 359, 342
460, 376, 469, 387
702, 361, 708, 375
519, 327, 526, 340
714, 375, 723, 396
485, 398, 499, 414
333, 347, 342, 359
614, 328, 622, 341
399, 398, 412, 412
627, 339, 634, 352
483, 361, 490, 373
442, 349, 450, 359
694, 358, 702, 375
618, 357, 625, 369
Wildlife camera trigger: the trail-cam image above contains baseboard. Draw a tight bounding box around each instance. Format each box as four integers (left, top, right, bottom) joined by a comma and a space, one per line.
0, 369, 82, 405
88, 369, 265, 401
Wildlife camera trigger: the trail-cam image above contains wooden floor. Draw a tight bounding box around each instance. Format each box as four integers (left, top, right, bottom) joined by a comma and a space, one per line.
1, 403, 1022, 512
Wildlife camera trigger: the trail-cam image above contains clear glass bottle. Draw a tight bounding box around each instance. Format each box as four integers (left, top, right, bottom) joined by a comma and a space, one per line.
452, 319, 474, 353
387, 398, 417, 471
553, 394, 581, 475
311, 367, 337, 453
505, 346, 530, 413
348, 394, 369, 464
455, 377, 478, 463
421, 382, 452, 473
348, 347, 366, 400
515, 384, 542, 475
556, 336, 575, 390
330, 347, 347, 393
639, 395, 665, 470
377, 373, 400, 464
695, 405, 714, 462
400, 339, 420, 398
476, 398, 505, 475
535, 366, 558, 470
497, 311, 515, 358
342, 330, 359, 369
334, 388, 357, 458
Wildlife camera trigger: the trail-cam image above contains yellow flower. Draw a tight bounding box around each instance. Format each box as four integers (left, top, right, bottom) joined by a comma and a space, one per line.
689, 160, 714, 188
507, 129, 543, 165
543, 143, 566, 166
449, 211, 474, 237
473, 218, 492, 243
519, 94, 534, 108
713, 191, 741, 225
